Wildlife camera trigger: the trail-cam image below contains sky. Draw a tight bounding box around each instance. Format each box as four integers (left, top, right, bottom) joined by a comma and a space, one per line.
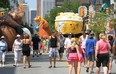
25, 0, 37, 10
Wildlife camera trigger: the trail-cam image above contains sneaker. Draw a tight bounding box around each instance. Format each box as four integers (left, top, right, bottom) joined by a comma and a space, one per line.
37, 55, 39, 57
40, 53, 42, 55
23, 65, 26, 69
13, 64, 16, 67
2, 64, 5, 67
0, 64, 2, 67
90, 71, 94, 74
32, 55, 35, 57
17, 64, 19, 67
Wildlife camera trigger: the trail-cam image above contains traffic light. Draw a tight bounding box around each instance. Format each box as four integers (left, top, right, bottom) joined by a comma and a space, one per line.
0, 12, 4, 16
80, 7, 84, 17
106, 8, 109, 14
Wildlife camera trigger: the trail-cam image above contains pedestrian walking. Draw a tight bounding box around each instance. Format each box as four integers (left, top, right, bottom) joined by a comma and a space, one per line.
79, 31, 88, 67
95, 33, 111, 74
107, 35, 114, 74
64, 33, 72, 74
22, 34, 32, 69
12, 34, 22, 67
85, 33, 96, 73
112, 35, 116, 64
48, 31, 59, 68
46, 38, 49, 53
67, 39, 83, 74
32, 34, 41, 57
0, 36, 8, 67
58, 32, 65, 61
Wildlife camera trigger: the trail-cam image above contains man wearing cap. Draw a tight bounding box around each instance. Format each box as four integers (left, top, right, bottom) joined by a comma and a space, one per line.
0, 36, 8, 67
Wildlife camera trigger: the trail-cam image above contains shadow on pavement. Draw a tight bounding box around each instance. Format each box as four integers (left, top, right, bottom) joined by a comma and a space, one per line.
0, 67, 16, 74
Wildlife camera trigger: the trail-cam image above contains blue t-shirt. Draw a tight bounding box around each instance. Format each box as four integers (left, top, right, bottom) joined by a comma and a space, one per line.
86, 38, 96, 58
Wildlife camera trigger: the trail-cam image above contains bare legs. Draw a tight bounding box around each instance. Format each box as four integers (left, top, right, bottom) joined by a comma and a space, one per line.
23, 56, 26, 68
86, 60, 94, 73
96, 67, 100, 74
23, 56, 31, 68
77, 62, 81, 74
68, 62, 81, 74
74, 62, 77, 74
49, 57, 56, 68
69, 64, 73, 74
59, 53, 63, 61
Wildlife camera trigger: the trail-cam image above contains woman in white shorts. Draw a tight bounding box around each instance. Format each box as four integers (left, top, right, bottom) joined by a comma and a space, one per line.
12, 34, 22, 67
0, 36, 8, 67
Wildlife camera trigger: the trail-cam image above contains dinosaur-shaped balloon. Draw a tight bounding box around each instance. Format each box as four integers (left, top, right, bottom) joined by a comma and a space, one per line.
34, 16, 51, 38
0, 8, 24, 50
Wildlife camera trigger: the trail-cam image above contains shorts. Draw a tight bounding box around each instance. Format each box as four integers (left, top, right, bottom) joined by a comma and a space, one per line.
96, 53, 109, 67
33, 44, 39, 50
87, 53, 95, 62
49, 48, 58, 58
58, 47, 64, 53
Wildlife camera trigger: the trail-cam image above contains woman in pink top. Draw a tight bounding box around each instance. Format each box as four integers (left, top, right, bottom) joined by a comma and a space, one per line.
95, 33, 111, 74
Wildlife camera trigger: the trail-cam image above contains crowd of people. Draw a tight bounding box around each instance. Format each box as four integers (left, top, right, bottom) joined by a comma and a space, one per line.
0, 31, 116, 74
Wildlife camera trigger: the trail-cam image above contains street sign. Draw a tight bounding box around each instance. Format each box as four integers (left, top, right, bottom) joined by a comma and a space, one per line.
78, 6, 87, 17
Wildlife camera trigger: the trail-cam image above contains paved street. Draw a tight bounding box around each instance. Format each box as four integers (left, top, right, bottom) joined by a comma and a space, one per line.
0, 52, 116, 74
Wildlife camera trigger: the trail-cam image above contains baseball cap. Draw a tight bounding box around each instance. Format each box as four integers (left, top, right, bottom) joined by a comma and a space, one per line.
1, 36, 5, 39
16, 34, 21, 37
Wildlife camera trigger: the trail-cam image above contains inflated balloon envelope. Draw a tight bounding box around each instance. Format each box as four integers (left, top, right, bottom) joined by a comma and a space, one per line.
55, 12, 83, 38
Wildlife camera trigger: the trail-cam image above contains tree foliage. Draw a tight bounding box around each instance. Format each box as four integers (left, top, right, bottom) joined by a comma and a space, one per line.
110, 18, 116, 31
44, 0, 80, 31
0, 0, 10, 9
89, 12, 108, 34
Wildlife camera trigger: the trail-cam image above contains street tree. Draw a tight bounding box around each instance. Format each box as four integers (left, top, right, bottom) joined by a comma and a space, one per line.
44, 0, 80, 31
89, 12, 108, 39
0, 0, 10, 9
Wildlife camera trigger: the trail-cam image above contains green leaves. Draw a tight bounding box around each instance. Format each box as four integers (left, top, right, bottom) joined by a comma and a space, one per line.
0, 0, 10, 9
89, 12, 108, 34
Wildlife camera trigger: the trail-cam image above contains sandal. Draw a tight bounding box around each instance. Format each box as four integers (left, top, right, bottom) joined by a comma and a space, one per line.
28, 65, 31, 68
54, 66, 56, 68
48, 66, 52, 68
86, 67, 89, 72
24, 66, 26, 69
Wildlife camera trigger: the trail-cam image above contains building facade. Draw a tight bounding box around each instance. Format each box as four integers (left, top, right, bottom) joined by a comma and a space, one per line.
37, 0, 55, 17
29, 9, 37, 26
17, 0, 25, 4
23, 4, 29, 25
